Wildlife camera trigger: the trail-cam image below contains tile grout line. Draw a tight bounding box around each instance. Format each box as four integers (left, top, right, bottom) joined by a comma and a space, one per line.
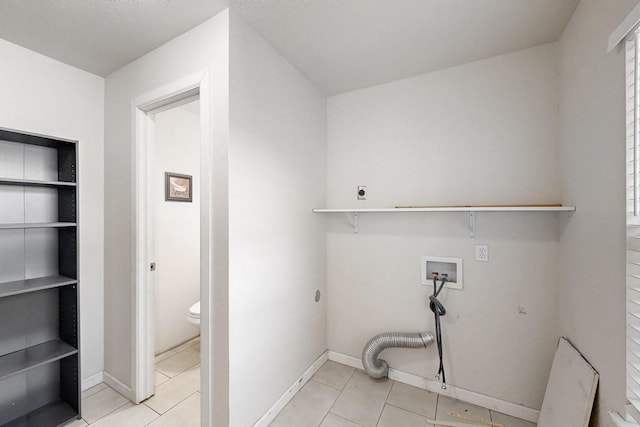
147, 392, 194, 418
383, 401, 435, 422
373, 378, 394, 426
143, 390, 200, 426
156, 359, 200, 380
81, 384, 107, 400
143, 399, 163, 416
313, 364, 358, 426
315, 391, 340, 427
86, 397, 129, 425
324, 366, 358, 420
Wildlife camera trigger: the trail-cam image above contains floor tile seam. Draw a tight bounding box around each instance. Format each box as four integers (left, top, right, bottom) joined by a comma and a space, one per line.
372, 379, 394, 427
155, 363, 200, 385
85, 399, 129, 425
324, 366, 359, 421
325, 412, 365, 427
143, 400, 164, 416
315, 390, 343, 427
141, 402, 173, 427
156, 357, 200, 378
155, 369, 171, 383
155, 350, 177, 360
149, 389, 201, 416
82, 385, 106, 400
169, 345, 196, 356
310, 377, 346, 391
168, 338, 200, 354
157, 350, 199, 365
383, 401, 434, 421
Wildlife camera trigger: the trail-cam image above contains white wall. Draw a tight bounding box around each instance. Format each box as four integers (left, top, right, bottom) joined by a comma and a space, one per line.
0, 38, 105, 387
326, 44, 561, 410
104, 10, 229, 425
229, 14, 327, 427
153, 103, 200, 354
557, 0, 640, 424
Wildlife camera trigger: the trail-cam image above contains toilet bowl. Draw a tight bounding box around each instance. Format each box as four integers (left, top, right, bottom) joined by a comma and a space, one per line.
187, 301, 200, 326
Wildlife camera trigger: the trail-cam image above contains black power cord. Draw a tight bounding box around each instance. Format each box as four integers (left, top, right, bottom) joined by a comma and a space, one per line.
429, 276, 447, 389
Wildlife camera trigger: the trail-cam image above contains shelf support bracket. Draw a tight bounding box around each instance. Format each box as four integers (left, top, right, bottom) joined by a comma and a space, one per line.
468, 211, 476, 240
347, 212, 358, 234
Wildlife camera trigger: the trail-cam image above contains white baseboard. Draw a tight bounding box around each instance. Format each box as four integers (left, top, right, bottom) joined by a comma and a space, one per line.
82, 371, 104, 391
254, 350, 329, 427
328, 351, 540, 424
103, 371, 135, 402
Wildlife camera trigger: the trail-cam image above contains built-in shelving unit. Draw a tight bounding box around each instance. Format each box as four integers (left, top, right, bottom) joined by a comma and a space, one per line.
313, 205, 576, 237
0, 127, 80, 426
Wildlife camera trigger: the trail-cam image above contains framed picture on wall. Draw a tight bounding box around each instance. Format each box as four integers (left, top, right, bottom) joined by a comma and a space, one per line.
165, 172, 193, 202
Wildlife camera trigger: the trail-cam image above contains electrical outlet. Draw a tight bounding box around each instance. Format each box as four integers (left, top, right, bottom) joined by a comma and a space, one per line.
475, 245, 489, 262
357, 186, 367, 200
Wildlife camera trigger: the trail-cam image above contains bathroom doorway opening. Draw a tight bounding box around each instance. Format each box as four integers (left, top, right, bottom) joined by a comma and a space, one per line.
149, 97, 202, 402
131, 72, 214, 425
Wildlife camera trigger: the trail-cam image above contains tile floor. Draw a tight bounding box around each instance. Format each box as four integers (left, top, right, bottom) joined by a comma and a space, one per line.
270, 360, 537, 427
67, 348, 535, 427
68, 336, 201, 427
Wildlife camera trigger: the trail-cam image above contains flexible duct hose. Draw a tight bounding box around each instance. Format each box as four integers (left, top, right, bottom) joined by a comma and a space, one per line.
362, 331, 435, 378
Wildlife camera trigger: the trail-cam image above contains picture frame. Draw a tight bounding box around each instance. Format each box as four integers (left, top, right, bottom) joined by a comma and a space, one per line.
165, 172, 193, 202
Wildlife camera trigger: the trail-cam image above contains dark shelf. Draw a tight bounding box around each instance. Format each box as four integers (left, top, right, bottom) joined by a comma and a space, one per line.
0, 178, 76, 188
0, 340, 78, 382
1, 400, 78, 427
0, 276, 77, 298
0, 128, 76, 149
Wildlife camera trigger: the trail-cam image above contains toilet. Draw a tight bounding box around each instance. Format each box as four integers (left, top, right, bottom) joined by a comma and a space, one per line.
187, 301, 200, 326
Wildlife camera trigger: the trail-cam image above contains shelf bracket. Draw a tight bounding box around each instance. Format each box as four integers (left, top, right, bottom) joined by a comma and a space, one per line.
347, 212, 358, 234
468, 211, 476, 240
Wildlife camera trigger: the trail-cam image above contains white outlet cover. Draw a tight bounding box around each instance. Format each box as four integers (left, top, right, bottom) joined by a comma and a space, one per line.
475, 245, 489, 262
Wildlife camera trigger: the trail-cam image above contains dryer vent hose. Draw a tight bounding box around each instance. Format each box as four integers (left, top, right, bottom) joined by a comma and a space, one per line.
361, 331, 435, 378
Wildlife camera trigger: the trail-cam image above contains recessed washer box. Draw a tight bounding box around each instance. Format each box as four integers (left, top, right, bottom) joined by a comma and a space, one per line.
421, 256, 463, 290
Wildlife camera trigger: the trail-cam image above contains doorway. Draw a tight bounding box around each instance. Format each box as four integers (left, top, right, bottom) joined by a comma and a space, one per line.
131, 72, 214, 425
147, 98, 201, 413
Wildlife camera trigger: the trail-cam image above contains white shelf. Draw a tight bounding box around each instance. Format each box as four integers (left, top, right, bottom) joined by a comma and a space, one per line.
313, 206, 576, 213
313, 205, 576, 237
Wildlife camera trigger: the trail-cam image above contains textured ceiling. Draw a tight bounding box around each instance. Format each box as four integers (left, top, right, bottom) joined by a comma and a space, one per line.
0, 0, 229, 76
234, 0, 580, 95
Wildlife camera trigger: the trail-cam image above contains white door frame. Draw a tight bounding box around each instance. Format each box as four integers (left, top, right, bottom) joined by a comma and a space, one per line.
131, 70, 213, 422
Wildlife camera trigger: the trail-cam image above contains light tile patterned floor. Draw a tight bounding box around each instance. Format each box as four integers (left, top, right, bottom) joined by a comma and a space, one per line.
270, 360, 537, 427
72, 349, 535, 427
70, 336, 200, 427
